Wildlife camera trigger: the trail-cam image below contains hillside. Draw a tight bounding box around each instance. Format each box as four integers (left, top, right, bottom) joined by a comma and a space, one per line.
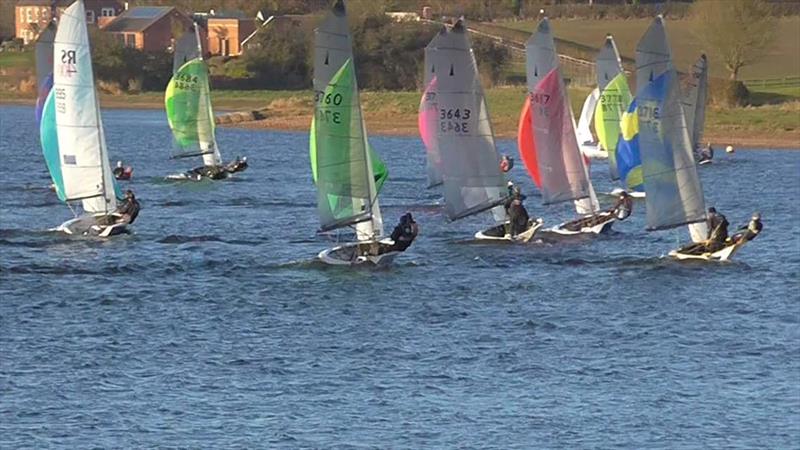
493, 17, 800, 81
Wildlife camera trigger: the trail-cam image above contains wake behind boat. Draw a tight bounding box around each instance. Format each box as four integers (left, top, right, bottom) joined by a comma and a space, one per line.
165, 26, 247, 181
41, 0, 133, 237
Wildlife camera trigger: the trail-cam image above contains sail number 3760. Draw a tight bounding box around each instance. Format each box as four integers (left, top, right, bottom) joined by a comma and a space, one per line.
439, 108, 471, 134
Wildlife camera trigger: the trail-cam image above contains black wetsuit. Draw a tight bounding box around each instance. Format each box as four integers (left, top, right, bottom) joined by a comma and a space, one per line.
735, 218, 762, 242
612, 196, 633, 220
390, 221, 417, 252
507, 199, 530, 236
706, 212, 729, 251
113, 167, 124, 177
117, 198, 140, 224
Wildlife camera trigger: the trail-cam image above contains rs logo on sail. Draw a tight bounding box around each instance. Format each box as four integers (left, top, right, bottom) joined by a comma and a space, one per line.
60, 49, 77, 76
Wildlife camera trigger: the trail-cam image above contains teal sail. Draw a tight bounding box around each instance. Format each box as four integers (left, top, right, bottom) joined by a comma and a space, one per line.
40, 89, 65, 202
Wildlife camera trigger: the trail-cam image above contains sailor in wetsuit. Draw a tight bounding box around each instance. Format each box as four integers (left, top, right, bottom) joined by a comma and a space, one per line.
705, 206, 729, 252
115, 190, 141, 225
610, 191, 633, 220
389, 213, 418, 252
224, 156, 248, 174
698, 142, 714, 163
505, 185, 530, 236
500, 155, 514, 173
733, 212, 763, 243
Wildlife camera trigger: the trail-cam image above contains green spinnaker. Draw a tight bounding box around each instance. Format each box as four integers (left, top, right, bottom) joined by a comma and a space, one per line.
594, 73, 632, 180
165, 59, 215, 156
310, 59, 387, 228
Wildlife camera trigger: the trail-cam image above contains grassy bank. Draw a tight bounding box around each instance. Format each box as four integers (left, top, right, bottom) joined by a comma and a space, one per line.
494, 17, 800, 81
2, 87, 798, 148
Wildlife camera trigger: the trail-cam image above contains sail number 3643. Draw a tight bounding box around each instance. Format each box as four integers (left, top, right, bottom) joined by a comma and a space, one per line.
439, 108, 471, 134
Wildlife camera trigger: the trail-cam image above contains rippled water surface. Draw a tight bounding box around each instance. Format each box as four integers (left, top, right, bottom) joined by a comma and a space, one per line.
1, 105, 799, 448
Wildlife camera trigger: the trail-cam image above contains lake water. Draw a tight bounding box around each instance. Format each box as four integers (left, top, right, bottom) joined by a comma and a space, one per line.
1, 105, 799, 448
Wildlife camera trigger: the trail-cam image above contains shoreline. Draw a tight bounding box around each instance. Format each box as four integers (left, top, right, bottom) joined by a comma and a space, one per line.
3, 96, 798, 149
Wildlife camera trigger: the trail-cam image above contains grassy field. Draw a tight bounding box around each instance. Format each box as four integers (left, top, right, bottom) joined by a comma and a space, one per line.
2, 84, 797, 147
495, 17, 800, 80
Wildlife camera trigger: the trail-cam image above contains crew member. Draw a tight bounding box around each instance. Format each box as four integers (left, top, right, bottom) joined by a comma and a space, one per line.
115, 190, 140, 225
390, 213, 418, 252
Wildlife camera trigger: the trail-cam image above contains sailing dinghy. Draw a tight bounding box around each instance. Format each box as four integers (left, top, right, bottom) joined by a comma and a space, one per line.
520, 18, 621, 236
42, 0, 127, 237
310, 0, 406, 266
633, 17, 748, 261
576, 88, 605, 159
419, 29, 444, 189
681, 54, 711, 164
164, 26, 247, 181
422, 21, 541, 242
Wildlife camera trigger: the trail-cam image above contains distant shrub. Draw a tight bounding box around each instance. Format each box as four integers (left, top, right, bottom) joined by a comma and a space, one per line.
709, 79, 750, 107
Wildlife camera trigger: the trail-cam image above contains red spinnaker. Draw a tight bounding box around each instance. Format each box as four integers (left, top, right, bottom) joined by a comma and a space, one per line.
517, 96, 541, 188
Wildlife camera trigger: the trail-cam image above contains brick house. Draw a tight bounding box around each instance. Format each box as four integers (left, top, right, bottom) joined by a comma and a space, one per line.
103, 6, 195, 52
195, 10, 256, 57
14, 0, 123, 45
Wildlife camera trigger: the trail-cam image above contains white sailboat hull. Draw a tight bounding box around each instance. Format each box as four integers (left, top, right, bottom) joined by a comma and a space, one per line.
318, 238, 400, 267
474, 218, 544, 243
55, 213, 127, 238
549, 211, 616, 235
668, 240, 746, 262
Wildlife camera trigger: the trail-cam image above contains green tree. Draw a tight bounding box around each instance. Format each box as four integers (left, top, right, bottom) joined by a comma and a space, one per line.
691, 0, 777, 80
244, 20, 311, 89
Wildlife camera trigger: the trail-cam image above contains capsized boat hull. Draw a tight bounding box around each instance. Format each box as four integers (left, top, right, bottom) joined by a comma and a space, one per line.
56, 213, 128, 237
318, 238, 401, 267
669, 240, 745, 262
550, 211, 615, 235
474, 218, 544, 243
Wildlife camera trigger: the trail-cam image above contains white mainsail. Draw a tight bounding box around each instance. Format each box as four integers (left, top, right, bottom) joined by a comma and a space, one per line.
681, 54, 709, 154
167, 26, 221, 166
52, 0, 116, 214
525, 18, 597, 214
576, 87, 599, 146
427, 20, 507, 222
635, 16, 708, 242
312, 0, 383, 240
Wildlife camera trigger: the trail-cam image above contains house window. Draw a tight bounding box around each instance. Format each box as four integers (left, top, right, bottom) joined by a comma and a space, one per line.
101, 7, 115, 17
41, 8, 49, 19
27, 8, 33, 23
86, 10, 95, 24
124, 34, 137, 48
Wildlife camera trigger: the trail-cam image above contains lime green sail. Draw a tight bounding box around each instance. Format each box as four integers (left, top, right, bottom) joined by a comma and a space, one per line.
594, 72, 632, 180
164, 58, 220, 162
309, 59, 387, 232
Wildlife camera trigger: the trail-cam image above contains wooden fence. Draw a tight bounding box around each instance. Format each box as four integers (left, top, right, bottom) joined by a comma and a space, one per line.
742, 76, 800, 89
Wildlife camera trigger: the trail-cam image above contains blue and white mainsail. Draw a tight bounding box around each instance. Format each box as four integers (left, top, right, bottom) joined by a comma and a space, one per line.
635, 16, 707, 241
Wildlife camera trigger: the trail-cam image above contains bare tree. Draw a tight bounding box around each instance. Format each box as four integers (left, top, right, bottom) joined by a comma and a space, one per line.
691, 0, 777, 80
